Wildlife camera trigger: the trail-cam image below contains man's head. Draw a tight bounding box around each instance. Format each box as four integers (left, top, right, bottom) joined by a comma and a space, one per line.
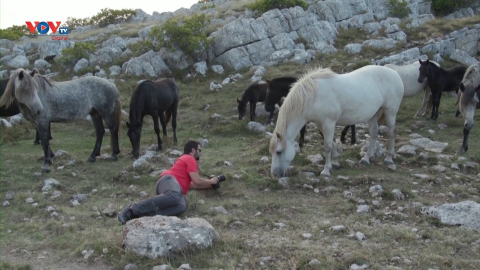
184, 140, 201, 161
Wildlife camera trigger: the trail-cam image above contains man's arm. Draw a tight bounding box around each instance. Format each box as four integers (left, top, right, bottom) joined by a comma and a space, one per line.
189, 172, 218, 190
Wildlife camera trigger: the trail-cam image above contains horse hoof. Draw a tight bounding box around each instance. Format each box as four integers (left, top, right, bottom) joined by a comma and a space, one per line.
320, 171, 330, 178
332, 163, 341, 170
33, 141, 40, 145
158, 145, 163, 151
41, 167, 51, 173
87, 157, 96, 163
360, 159, 370, 166
457, 148, 466, 155
106, 156, 118, 162
384, 160, 394, 166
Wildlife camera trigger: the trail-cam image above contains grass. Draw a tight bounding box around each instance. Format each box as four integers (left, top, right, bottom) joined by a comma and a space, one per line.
403, 16, 480, 43
2, 13, 480, 270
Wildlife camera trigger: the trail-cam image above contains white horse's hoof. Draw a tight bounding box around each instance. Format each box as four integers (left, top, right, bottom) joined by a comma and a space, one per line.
360, 159, 370, 166
320, 170, 330, 178
332, 162, 341, 169
384, 160, 394, 165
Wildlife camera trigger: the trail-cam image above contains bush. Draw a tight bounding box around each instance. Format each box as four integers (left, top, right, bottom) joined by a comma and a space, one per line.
55, 42, 96, 66
64, 8, 136, 30
430, 0, 474, 16
147, 14, 214, 62
249, 0, 308, 13
0, 25, 36, 40
389, 0, 410, 18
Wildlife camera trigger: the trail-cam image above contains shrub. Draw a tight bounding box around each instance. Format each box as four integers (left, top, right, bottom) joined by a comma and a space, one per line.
198, 0, 213, 3
146, 14, 214, 62
64, 8, 136, 30
249, 0, 308, 13
430, 0, 474, 16
389, 0, 410, 18
0, 25, 36, 40
55, 42, 96, 66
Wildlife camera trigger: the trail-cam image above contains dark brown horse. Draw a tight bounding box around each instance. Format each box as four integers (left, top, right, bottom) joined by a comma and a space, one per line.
265, 77, 357, 146
127, 79, 179, 158
418, 59, 467, 121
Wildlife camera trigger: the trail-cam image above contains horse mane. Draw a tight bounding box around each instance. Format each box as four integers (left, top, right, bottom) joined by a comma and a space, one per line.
462, 64, 480, 100
0, 68, 38, 108
270, 67, 336, 152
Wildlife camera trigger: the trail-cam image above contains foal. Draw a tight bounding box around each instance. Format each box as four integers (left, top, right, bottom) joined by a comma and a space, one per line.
418, 59, 467, 121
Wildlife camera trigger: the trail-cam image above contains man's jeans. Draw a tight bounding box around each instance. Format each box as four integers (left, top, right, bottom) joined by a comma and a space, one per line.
131, 175, 187, 217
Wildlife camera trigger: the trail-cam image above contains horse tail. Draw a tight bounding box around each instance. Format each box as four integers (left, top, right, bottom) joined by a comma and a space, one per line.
166, 108, 172, 125
165, 79, 179, 126
111, 97, 122, 149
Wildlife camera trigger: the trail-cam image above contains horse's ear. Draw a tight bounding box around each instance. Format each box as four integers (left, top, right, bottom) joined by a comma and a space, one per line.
126, 122, 130, 128
18, 70, 24, 80
30, 69, 37, 77
418, 59, 422, 64
459, 83, 465, 92
426, 59, 430, 64
265, 79, 272, 85
276, 132, 282, 140
237, 98, 240, 103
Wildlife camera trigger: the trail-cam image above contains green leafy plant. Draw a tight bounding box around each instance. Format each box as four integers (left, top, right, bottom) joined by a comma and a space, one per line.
64, 8, 136, 30
249, 0, 308, 13
0, 25, 36, 40
389, 0, 410, 18
147, 14, 214, 62
55, 42, 96, 66
430, 0, 474, 16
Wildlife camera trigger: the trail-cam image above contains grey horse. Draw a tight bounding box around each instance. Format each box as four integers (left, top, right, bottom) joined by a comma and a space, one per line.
0, 68, 123, 172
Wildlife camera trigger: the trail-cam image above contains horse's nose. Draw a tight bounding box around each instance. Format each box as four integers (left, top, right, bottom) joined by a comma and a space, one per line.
36, 109, 43, 115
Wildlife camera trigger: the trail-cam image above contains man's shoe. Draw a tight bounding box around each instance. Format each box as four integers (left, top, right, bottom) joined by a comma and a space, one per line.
118, 204, 134, 225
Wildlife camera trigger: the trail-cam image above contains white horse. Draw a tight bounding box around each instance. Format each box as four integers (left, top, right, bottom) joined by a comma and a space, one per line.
269, 65, 405, 178
385, 60, 439, 118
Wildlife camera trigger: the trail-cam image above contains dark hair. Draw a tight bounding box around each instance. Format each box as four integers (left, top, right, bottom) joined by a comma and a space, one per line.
184, 140, 200, 154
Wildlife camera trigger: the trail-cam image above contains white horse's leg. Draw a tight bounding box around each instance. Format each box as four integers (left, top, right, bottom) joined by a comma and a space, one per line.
321, 121, 335, 178
360, 114, 378, 165
384, 111, 397, 165
331, 141, 340, 169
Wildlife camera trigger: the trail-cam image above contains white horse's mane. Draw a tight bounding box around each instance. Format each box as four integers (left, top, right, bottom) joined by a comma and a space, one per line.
270, 66, 336, 152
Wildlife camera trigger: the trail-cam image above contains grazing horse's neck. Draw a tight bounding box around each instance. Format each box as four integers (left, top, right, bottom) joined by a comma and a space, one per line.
284, 115, 307, 143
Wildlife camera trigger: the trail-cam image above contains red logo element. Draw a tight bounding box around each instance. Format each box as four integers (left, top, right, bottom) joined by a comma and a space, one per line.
25, 21, 62, 34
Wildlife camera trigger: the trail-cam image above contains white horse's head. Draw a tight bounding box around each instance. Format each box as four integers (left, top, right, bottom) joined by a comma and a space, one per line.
270, 131, 296, 177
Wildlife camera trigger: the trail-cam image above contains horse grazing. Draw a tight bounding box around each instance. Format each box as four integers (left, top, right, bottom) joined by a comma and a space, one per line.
237, 81, 269, 122
269, 65, 404, 178
265, 76, 357, 146
418, 59, 467, 121
127, 79, 179, 159
457, 63, 480, 154
1, 73, 51, 145
0, 68, 122, 173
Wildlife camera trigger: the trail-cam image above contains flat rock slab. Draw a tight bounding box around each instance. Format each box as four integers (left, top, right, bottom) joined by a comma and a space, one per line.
409, 138, 448, 153
421, 200, 480, 230
123, 216, 216, 259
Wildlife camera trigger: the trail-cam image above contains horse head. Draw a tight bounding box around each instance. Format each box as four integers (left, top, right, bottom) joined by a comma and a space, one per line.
269, 131, 296, 178
237, 97, 247, 120
459, 83, 479, 130
0, 68, 44, 116
418, 59, 431, 83
126, 121, 142, 159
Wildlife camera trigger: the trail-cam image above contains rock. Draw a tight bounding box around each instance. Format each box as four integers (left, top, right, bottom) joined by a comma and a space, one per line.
247, 121, 266, 132
194, 61, 208, 76
355, 232, 366, 241
421, 201, 480, 230
260, 156, 269, 163
306, 154, 323, 164
73, 194, 88, 203
42, 178, 60, 192
50, 191, 61, 199
25, 198, 34, 204
330, 225, 346, 232
450, 49, 479, 66
103, 204, 117, 217
409, 138, 448, 153
451, 163, 461, 171
124, 264, 138, 270
397, 145, 417, 156
122, 216, 216, 258
5, 191, 15, 200
211, 206, 228, 215
102, 248, 108, 254
169, 150, 182, 156
211, 65, 224, 74
152, 265, 168, 270
431, 165, 447, 173
178, 264, 191, 270
413, 174, 430, 180
278, 177, 289, 188
1, 119, 12, 128
2, 201, 10, 207
309, 259, 321, 266
199, 139, 209, 147
388, 164, 396, 171
391, 189, 404, 200
350, 264, 369, 270
70, 200, 80, 206
210, 81, 223, 90
345, 43, 363, 54
357, 205, 369, 213
369, 185, 384, 197
224, 161, 233, 167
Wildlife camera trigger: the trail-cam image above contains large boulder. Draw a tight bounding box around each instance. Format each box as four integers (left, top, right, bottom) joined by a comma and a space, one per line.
421, 201, 480, 230
122, 216, 216, 258
122, 50, 171, 77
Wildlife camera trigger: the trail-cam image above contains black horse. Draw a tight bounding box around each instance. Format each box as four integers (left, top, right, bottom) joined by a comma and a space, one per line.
1, 75, 50, 145
127, 79, 179, 159
237, 81, 269, 122
418, 59, 467, 121
264, 77, 357, 146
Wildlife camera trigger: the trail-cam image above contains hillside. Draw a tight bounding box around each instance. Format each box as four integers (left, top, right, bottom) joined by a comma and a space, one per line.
1, 0, 480, 269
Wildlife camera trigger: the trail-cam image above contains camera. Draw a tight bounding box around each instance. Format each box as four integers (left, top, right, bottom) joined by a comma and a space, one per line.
212, 174, 226, 190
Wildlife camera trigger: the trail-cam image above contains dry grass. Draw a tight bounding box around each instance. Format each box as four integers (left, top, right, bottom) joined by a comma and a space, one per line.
403, 16, 480, 43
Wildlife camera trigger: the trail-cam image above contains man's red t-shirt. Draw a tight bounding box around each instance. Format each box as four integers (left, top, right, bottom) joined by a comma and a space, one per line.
160, 154, 198, 195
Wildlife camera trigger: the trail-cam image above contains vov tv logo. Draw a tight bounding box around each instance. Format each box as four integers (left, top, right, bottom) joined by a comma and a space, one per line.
25, 21, 69, 40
